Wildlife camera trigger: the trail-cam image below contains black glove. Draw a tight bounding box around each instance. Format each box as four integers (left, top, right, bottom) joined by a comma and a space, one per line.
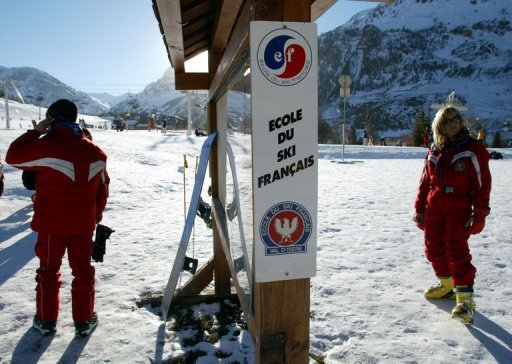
92, 224, 115, 263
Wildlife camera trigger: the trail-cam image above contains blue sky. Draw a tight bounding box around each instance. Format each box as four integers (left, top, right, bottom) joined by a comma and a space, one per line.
1, 0, 378, 95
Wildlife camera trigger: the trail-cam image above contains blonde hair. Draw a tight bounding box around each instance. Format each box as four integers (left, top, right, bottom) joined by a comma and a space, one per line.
431, 106, 467, 148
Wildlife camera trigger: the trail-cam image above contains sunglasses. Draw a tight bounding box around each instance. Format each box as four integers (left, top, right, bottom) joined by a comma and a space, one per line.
443, 116, 460, 126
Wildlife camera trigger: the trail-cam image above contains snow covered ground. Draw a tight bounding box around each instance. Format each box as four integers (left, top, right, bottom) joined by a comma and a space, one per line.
1, 120, 511, 363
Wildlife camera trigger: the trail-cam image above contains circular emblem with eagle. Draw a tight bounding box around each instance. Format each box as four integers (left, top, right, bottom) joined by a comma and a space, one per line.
260, 201, 312, 255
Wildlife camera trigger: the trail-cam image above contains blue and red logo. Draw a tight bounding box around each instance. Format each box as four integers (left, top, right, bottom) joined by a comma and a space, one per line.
260, 201, 312, 256
257, 28, 312, 86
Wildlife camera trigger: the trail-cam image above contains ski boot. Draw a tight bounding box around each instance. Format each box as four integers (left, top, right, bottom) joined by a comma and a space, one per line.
75, 312, 98, 338
424, 276, 455, 300
33, 316, 57, 335
451, 286, 475, 325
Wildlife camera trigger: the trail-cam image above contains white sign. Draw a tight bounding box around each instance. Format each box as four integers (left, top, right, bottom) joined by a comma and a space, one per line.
251, 21, 318, 282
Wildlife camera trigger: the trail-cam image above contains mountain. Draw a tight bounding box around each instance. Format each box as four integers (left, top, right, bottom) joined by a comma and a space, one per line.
3, 0, 510, 133
109, 67, 210, 127
318, 0, 512, 132
0, 66, 110, 115
88, 92, 132, 108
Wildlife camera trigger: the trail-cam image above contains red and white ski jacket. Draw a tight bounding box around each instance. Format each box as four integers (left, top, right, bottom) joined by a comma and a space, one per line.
414, 130, 491, 218
6, 123, 109, 234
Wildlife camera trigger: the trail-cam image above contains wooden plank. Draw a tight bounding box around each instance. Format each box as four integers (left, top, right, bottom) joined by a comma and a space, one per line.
253, 0, 284, 21
284, 0, 311, 21
185, 39, 210, 59
153, 0, 185, 72
311, 0, 336, 21
174, 258, 215, 298
175, 72, 209, 90
213, 214, 231, 295
255, 279, 310, 363
211, 0, 243, 51
209, 0, 251, 101
183, 16, 212, 37
182, 0, 216, 21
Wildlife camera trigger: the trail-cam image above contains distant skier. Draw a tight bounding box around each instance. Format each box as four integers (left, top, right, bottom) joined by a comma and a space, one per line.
413, 106, 491, 325
0, 153, 4, 197
423, 127, 430, 148
477, 128, 486, 146
195, 128, 206, 137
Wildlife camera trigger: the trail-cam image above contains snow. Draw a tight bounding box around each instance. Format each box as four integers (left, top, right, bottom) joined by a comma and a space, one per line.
1, 105, 512, 363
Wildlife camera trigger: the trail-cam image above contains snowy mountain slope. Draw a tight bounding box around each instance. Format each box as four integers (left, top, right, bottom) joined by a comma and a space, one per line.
109, 67, 209, 125
88, 92, 132, 108
2, 0, 511, 133
318, 0, 512, 130
0, 99, 110, 129
0, 66, 110, 115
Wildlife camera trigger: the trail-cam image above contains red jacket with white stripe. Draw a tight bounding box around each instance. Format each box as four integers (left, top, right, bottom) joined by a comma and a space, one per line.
6, 123, 109, 234
414, 129, 491, 218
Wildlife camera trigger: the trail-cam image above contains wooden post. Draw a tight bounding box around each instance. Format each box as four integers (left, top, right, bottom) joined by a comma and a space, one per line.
254, 279, 310, 363
209, 93, 231, 295
251, 2, 312, 363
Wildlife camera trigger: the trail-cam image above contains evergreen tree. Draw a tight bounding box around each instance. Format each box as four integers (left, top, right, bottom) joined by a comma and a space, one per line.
411, 109, 430, 146
491, 131, 502, 148
318, 120, 335, 144
349, 123, 357, 144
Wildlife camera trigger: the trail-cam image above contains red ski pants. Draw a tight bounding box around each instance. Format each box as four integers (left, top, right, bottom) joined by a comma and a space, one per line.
423, 196, 476, 286
34, 232, 95, 322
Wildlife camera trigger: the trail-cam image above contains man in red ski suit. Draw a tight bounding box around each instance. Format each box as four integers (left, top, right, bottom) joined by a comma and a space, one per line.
6, 99, 109, 337
413, 106, 491, 324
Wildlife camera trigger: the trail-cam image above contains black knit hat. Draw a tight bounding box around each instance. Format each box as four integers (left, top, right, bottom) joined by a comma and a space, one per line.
46, 99, 78, 122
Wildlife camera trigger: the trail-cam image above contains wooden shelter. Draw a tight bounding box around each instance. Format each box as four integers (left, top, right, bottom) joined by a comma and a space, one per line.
151, 1, 392, 362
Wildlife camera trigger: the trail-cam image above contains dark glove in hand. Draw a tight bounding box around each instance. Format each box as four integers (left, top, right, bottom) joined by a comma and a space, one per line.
468, 215, 486, 235
92, 224, 115, 263
413, 212, 424, 231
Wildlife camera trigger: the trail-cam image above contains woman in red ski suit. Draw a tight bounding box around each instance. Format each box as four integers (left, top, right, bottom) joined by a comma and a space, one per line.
413, 107, 491, 323
6, 99, 109, 336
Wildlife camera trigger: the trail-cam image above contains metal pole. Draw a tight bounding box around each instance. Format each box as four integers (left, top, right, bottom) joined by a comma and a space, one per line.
187, 92, 192, 134
4, 82, 10, 129
342, 95, 346, 162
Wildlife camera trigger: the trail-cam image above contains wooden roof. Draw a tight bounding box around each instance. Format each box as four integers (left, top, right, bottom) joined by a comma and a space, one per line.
151, 0, 393, 91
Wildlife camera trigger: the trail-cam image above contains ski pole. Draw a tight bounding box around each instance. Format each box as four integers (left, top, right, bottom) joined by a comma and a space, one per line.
183, 154, 188, 223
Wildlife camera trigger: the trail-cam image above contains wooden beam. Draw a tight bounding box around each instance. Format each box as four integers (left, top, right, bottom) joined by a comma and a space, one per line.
283, 0, 311, 20
183, 15, 212, 36
174, 258, 214, 298
175, 72, 209, 90
250, 4, 312, 363
211, 0, 243, 52
182, 0, 216, 21
209, 0, 251, 101
185, 39, 210, 59
254, 279, 310, 363
253, 0, 311, 21
209, 99, 232, 296
153, 0, 185, 72
311, 0, 336, 21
